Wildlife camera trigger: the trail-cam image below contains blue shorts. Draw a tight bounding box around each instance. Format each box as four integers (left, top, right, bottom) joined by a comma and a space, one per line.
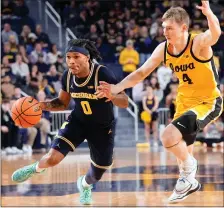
51, 114, 115, 168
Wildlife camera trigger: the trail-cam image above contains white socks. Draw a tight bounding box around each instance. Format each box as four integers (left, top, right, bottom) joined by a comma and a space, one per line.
82, 175, 91, 188
35, 162, 46, 173
183, 155, 194, 167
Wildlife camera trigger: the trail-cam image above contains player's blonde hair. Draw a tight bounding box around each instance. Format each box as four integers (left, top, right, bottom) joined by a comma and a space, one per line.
162, 7, 190, 28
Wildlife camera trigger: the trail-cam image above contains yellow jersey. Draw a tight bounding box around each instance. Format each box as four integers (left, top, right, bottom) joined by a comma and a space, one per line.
164, 33, 221, 104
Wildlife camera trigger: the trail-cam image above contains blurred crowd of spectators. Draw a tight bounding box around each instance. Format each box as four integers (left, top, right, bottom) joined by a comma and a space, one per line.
1, 0, 62, 155
53, 0, 224, 65
1, 0, 224, 154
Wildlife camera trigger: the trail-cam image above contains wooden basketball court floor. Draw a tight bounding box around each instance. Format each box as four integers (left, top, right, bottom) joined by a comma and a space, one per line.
1, 146, 223, 207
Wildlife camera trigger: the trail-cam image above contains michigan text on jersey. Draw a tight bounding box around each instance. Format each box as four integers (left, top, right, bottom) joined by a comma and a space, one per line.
71, 92, 97, 100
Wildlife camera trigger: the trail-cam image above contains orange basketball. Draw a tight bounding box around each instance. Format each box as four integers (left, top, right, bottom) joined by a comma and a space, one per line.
11, 96, 42, 128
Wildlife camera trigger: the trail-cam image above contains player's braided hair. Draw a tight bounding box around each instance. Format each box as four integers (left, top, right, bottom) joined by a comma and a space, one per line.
67, 39, 102, 61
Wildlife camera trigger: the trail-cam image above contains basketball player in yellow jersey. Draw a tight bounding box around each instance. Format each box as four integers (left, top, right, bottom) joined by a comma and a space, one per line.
96, 1, 223, 203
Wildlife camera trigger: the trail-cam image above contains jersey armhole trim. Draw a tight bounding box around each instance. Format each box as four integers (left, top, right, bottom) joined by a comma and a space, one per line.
66, 71, 71, 93
164, 41, 167, 65
94, 65, 103, 91
190, 38, 213, 63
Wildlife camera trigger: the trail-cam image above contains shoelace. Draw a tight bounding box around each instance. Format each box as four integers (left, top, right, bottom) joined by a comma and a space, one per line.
81, 188, 91, 200
23, 166, 35, 175
15, 167, 33, 181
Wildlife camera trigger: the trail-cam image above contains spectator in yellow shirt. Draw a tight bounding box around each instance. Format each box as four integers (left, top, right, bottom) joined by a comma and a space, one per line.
119, 39, 139, 99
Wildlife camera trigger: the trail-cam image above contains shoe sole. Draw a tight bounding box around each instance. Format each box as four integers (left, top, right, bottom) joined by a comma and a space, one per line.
169, 182, 201, 203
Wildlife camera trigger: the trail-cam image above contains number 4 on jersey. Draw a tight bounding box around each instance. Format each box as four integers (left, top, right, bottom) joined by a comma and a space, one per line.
183, 73, 193, 84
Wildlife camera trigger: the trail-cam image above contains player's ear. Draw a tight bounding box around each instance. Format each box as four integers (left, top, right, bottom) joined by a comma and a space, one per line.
86, 55, 90, 62
182, 24, 188, 32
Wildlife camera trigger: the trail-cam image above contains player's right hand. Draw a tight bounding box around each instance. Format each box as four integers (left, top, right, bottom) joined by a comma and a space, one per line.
95, 81, 112, 99
96, 81, 122, 99
39, 101, 47, 110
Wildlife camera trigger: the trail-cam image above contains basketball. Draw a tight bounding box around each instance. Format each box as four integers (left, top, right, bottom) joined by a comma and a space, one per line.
11, 96, 42, 128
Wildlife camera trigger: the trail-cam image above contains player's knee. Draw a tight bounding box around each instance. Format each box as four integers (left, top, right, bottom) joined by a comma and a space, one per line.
160, 124, 182, 147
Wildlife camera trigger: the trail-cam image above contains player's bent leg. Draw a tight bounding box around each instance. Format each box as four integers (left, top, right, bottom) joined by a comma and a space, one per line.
11, 149, 65, 183
77, 163, 107, 205
164, 112, 200, 203
12, 140, 70, 183
85, 163, 107, 184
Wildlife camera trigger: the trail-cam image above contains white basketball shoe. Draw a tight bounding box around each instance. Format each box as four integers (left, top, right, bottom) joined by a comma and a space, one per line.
168, 157, 201, 203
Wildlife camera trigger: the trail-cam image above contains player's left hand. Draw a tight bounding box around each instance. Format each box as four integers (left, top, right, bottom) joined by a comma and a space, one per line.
95, 81, 115, 102
196, 1, 213, 17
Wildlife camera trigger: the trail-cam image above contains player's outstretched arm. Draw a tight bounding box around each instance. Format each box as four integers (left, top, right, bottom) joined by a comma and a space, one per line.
39, 89, 71, 111
96, 42, 165, 96
195, 0, 221, 47
110, 91, 129, 108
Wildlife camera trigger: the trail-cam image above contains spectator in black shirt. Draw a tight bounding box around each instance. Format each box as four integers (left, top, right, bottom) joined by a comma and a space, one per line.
135, 26, 152, 65
84, 24, 99, 42
36, 54, 50, 74
62, 0, 79, 26
1, 0, 14, 16
46, 64, 60, 84
69, 9, 88, 35
19, 25, 31, 46
115, 20, 125, 35
2, 42, 16, 63
129, 0, 139, 18
106, 27, 117, 44
35, 24, 51, 50
96, 37, 115, 63
144, 0, 155, 17
113, 35, 125, 63
107, 9, 117, 25
55, 54, 66, 77
46, 64, 61, 94
192, 9, 204, 27
137, 9, 147, 26
113, 1, 123, 17
1, 99, 20, 151
163, 73, 179, 99
96, 18, 106, 36
1, 56, 13, 78
27, 65, 41, 96
13, 0, 29, 17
